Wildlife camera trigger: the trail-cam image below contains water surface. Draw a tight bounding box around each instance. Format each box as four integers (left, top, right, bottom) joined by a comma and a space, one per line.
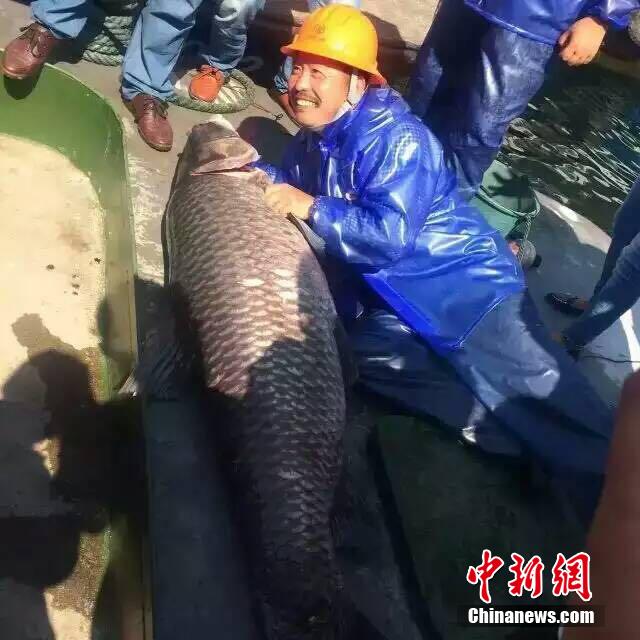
500, 62, 640, 231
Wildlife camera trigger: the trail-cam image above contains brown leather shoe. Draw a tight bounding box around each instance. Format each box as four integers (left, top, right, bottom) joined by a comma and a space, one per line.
125, 93, 173, 152
2, 23, 60, 80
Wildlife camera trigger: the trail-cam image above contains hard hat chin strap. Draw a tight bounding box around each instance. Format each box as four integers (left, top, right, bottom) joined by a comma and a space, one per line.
347, 69, 364, 106
331, 69, 366, 122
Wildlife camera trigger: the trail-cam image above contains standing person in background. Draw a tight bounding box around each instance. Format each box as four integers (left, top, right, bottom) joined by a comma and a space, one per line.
407, 0, 640, 198
1, 0, 264, 151
269, 0, 361, 120
546, 176, 640, 354
188, 0, 265, 103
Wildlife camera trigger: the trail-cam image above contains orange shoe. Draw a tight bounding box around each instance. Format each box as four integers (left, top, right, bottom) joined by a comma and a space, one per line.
189, 65, 225, 103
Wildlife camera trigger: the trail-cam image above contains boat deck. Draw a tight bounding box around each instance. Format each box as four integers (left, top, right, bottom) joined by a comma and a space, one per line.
1, 0, 639, 638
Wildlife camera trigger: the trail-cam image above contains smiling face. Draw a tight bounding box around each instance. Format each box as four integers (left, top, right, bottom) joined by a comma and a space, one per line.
287, 53, 354, 128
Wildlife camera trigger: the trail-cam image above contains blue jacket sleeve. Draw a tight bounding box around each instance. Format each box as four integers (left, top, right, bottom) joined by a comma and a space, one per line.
310, 122, 442, 269
586, 0, 640, 28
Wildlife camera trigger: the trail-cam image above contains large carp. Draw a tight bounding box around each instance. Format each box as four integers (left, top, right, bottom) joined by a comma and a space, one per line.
162, 122, 348, 640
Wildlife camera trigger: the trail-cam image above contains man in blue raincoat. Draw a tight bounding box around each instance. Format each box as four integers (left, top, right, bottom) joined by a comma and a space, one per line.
407, 0, 640, 197
259, 6, 613, 520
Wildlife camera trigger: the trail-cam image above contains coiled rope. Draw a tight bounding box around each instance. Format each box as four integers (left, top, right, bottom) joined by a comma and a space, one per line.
78, 0, 255, 113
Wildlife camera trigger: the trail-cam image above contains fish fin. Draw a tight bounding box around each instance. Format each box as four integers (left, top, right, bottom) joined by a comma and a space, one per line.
287, 214, 328, 265
118, 371, 139, 397
123, 282, 195, 401
119, 342, 191, 400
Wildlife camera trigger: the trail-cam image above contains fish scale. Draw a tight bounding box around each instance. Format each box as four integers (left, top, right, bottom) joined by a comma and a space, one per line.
164, 123, 347, 639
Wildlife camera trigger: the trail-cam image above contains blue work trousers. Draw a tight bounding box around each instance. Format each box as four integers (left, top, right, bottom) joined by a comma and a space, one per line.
350, 291, 613, 476
406, 0, 554, 197
32, 0, 264, 100
564, 177, 640, 349
272, 0, 361, 93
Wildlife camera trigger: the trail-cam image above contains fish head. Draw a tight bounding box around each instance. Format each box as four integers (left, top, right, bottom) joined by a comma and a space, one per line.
172, 122, 264, 188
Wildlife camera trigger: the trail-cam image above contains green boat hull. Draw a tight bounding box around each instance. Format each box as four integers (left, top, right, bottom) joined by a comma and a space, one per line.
1, 61, 144, 640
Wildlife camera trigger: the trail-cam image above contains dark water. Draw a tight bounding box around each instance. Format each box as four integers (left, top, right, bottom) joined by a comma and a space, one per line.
499, 62, 640, 232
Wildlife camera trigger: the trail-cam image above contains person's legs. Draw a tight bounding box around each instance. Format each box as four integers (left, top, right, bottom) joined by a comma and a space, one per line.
563, 228, 640, 350
273, 0, 361, 96
203, 0, 265, 72
2, 0, 94, 80
406, 0, 483, 120
547, 179, 640, 319
121, 0, 205, 100
433, 26, 554, 197
120, 0, 204, 150
31, 0, 95, 39
349, 309, 525, 457
593, 176, 640, 295
447, 291, 613, 477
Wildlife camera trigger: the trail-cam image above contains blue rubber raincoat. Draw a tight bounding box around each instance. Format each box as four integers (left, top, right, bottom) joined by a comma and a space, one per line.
408, 0, 640, 195
465, 0, 640, 45
261, 87, 524, 352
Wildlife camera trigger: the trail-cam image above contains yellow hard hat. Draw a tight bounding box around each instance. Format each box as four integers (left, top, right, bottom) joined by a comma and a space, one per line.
281, 5, 386, 85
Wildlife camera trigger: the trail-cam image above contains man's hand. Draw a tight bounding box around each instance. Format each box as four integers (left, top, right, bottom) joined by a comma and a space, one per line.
558, 16, 607, 66
265, 183, 314, 220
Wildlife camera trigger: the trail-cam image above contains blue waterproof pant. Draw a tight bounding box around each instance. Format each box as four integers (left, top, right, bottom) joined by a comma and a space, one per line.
272, 0, 361, 93
564, 177, 640, 349
31, 0, 264, 100
406, 0, 554, 197
350, 291, 613, 479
